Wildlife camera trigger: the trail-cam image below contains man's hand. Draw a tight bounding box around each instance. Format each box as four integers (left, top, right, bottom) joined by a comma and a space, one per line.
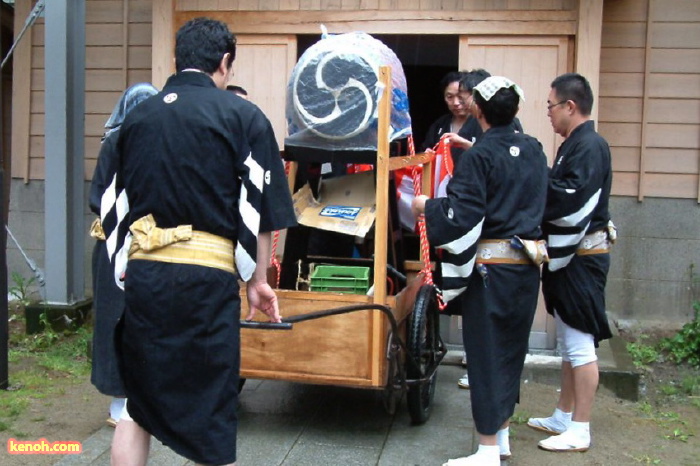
245, 279, 282, 323
442, 132, 473, 149
412, 194, 429, 217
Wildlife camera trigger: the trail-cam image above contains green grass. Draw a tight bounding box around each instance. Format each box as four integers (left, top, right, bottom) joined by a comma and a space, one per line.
0, 325, 92, 434
510, 410, 530, 425
627, 336, 661, 368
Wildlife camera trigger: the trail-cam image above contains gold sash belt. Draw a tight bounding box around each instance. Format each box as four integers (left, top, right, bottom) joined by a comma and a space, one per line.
128, 214, 236, 274
89, 218, 106, 240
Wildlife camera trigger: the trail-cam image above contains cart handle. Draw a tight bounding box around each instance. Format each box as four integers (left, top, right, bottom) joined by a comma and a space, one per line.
240, 320, 293, 330
239, 303, 396, 333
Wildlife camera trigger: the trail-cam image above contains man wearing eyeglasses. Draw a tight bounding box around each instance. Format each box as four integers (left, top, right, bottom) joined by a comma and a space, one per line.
528, 72, 615, 454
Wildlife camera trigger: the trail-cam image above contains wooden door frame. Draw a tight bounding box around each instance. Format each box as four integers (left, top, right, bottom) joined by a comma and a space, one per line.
151, 0, 604, 104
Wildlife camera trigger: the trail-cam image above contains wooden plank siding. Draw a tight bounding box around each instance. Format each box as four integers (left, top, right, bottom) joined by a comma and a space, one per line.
12, 0, 699, 201
600, 0, 700, 201
175, 0, 576, 11
12, 0, 153, 180
10, 0, 32, 182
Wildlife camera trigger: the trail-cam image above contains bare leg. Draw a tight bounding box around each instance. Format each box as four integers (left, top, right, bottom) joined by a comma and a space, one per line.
571, 361, 599, 422
478, 420, 508, 445
557, 361, 575, 413
111, 419, 150, 466
478, 433, 497, 446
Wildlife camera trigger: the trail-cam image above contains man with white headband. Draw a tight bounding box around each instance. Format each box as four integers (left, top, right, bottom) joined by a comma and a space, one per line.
412, 76, 548, 466
528, 72, 615, 454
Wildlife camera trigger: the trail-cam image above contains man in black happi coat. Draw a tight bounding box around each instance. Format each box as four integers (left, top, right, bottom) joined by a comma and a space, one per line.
528, 72, 615, 454
413, 76, 548, 466
111, 18, 296, 466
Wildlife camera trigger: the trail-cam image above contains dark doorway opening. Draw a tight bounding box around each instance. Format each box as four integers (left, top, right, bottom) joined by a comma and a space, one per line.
296, 34, 460, 151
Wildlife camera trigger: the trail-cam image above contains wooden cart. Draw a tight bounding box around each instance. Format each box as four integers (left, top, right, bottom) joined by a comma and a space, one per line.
239, 66, 445, 424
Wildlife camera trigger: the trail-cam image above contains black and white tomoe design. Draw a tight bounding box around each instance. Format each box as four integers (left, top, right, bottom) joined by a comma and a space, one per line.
292, 50, 378, 141
285, 32, 411, 151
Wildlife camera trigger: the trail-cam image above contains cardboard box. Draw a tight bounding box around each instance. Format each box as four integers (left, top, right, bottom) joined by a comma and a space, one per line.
292, 170, 376, 238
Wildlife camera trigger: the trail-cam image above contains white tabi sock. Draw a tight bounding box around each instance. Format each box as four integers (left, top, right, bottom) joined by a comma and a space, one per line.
497, 426, 510, 456
568, 420, 591, 442
554, 407, 572, 424
475, 444, 500, 459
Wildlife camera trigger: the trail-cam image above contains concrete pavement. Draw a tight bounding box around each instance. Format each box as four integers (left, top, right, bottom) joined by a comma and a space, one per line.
56, 360, 478, 466
55, 338, 634, 466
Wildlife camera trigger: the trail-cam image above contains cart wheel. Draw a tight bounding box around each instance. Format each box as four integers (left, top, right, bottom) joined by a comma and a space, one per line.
406, 284, 439, 424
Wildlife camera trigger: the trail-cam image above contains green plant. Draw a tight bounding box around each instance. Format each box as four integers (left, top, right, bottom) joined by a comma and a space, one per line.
510, 411, 530, 425
8, 271, 36, 305
656, 264, 700, 367
659, 302, 700, 368
626, 453, 661, 464
660, 384, 679, 396
627, 336, 661, 367
665, 428, 693, 442
679, 375, 700, 396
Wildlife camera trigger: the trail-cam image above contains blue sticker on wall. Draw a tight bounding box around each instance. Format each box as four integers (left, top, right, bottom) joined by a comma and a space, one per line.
319, 205, 361, 220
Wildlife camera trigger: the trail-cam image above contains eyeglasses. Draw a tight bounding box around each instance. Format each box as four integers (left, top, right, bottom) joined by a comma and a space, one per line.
547, 100, 568, 111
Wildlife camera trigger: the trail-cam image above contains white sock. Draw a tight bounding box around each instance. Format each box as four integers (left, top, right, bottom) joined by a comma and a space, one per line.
474, 444, 500, 459
554, 407, 572, 424
497, 427, 510, 455
110, 398, 126, 421
568, 420, 590, 438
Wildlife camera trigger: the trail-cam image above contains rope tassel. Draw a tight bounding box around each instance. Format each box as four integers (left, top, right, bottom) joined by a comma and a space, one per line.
408, 134, 451, 311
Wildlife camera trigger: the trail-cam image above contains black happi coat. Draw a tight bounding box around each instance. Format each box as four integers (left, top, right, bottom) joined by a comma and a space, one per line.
433, 116, 524, 315
425, 125, 548, 435
542, 120, 613, 344
116, 72, 296, 465
89, 131, 126, 397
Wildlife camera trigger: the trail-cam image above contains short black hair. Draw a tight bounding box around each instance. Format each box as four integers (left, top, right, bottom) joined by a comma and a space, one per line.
551, 73, 594, 116
473, 87, 519, 127
226, 85, 248, 96
175, 18, 236, 73
459, 69, 491, 93
439, 70, 465, 93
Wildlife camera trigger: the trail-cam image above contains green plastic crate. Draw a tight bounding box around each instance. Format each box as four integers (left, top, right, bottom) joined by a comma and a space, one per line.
309, 265, 370, 295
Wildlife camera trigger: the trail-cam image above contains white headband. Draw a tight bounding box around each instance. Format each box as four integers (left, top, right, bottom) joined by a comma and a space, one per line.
473, 76, 525, 102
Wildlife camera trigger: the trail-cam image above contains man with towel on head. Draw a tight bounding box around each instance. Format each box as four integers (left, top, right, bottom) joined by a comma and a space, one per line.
412, 76, 548, 466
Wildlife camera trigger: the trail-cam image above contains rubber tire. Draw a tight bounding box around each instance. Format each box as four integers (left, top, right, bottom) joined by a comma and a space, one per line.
406, 285, 439, 424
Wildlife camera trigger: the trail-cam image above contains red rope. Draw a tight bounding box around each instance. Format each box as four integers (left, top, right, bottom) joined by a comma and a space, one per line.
409, 135, 451, 311
406, 136, 437, 307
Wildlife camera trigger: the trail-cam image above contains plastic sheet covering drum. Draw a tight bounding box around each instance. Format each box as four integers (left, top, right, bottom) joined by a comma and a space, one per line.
286, 32, 412, 151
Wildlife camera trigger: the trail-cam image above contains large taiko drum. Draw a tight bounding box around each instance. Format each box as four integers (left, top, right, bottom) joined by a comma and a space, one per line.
285, 32, 411, 151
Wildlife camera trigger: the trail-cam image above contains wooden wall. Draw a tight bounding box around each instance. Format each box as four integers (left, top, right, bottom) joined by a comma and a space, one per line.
174, 0, 576, 11
599, 0, 700, 201
12, 0, 152, 181
11, 0, 700, 203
